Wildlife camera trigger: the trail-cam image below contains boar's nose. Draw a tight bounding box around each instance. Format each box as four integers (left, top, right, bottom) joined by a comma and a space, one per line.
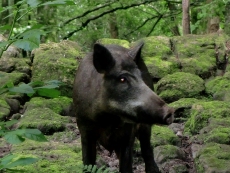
163, 107, 175, 125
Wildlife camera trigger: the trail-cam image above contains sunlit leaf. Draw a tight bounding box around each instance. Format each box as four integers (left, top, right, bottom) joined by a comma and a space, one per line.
1, 154, 38, 169
2, 120, 18, 128
9, 83, 35, 94
26, 0, 42, 7
28, 81, 44, 87
41, 0, 75, 6
37, 88, 61, 98
0, 154, 16, 166
22, 129, 47, 142
45, 80, 63, 86
13, 29, 43, 51
13, 39, 38, 51
4, 133, 25, 144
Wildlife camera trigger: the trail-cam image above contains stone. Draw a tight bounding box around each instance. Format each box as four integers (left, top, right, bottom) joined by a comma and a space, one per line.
18, 107, 70, 135
24, 96, 72, 115
195, 143, 230, 173
97, 38, 130, 48
154, 145, 185, 164
151, 125, 180, 147
0, 98, 10, 120
155, 72, 205, 102
32, 40, 82, 97
184, 101, 230, 135
205, 75, 230, 101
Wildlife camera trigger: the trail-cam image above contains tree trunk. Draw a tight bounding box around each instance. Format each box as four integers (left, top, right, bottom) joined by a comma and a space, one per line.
224, 1, 230, 36
207, 17, 219, 33
182, 0, 191, 35
206, 0, 219, 33
1, 0, 9, 25
109, 13, 119, 38
168, 2, 180, 36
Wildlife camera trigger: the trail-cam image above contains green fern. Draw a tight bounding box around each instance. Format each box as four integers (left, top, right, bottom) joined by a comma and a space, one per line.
82, 165, 115, 173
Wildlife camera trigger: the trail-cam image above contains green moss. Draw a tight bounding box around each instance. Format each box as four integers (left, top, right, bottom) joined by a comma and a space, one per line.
170, 34, 225, 78
192, 117, 230, 144
25, 96, 72, 114
205, 127, 230, 144
154, 145, 185, 164
205, 76, 230, 101
11, 140, 82, 173
0, 71, 29, 87
141, 36, 172, 58
0, 98, 10, 120
19, 108, 70, 134
32, 41, 81, 97
195, 143, 230, 173
155, 72, 205, 102
97, 38, 130, 48
143, 56, 179, 78
151, 125, 179, 147
171, 35, 216, 58
169, 98, 201, 110
48, 131, 78, 143
180, 55, 215, 78
184, 101, 230, 135
169, 98, 204, 121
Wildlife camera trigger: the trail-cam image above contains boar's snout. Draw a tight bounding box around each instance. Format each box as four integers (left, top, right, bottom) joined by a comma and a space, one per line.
163, 106, 175, 125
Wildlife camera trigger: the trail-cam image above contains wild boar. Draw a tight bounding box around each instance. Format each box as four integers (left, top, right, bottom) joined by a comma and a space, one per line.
73, 42, 174, 173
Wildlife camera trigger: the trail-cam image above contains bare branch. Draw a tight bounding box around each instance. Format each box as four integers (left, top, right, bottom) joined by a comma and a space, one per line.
62, 0, 118, 27
146, 14, 163, 36
124, 15, 159, 37
63, 0, 157, 39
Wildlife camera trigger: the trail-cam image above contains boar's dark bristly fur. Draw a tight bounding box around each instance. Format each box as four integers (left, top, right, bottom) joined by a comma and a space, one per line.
73, 42, 174, 173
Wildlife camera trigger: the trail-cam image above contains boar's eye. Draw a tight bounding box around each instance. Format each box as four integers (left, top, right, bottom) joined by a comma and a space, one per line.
119, 76, 127, 83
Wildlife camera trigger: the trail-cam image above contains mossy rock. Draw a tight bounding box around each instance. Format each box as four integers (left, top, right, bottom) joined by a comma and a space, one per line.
192, 117, 230, 144
142, 56, 179, 79
137, 36, 179, 79
11, 140, 82, 173
141, 36, 172, 58
0, 98, 10, 120
154, 145, 185, 164
195, 143, 230, 173
184, 101, 230, 135
0, 71, 29, 87
48, 131, 78, 143
32, 40, 82, 97
169, 98, 204, 121
155, 72, 205, 102
170, 34, 230, 78
151, 125, 179, 147
18, 108, 70, 135
24, 96, 72, 115
169, 98, 201, 110
205, 76, 230, 101
97, 38, 130, 48
0, 56, 31, 74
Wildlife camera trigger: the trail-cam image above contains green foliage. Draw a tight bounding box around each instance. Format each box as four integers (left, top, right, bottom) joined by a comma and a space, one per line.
0, 154, 38, 171
0, 80, 62, 98
0, 0, 76, 58
0, 120, 47, 172
82, 165, 113, 173
0, 120, 47, 145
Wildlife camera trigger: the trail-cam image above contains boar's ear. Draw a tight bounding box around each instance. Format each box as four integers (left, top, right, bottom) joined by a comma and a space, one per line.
128, 41, 144, 61
93, 43, 115, 73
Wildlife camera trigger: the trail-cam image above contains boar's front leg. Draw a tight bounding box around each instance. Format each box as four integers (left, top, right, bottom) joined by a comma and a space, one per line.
78, 122, 97, 166
115, 124, 136, 173
138, 124, 160, 173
